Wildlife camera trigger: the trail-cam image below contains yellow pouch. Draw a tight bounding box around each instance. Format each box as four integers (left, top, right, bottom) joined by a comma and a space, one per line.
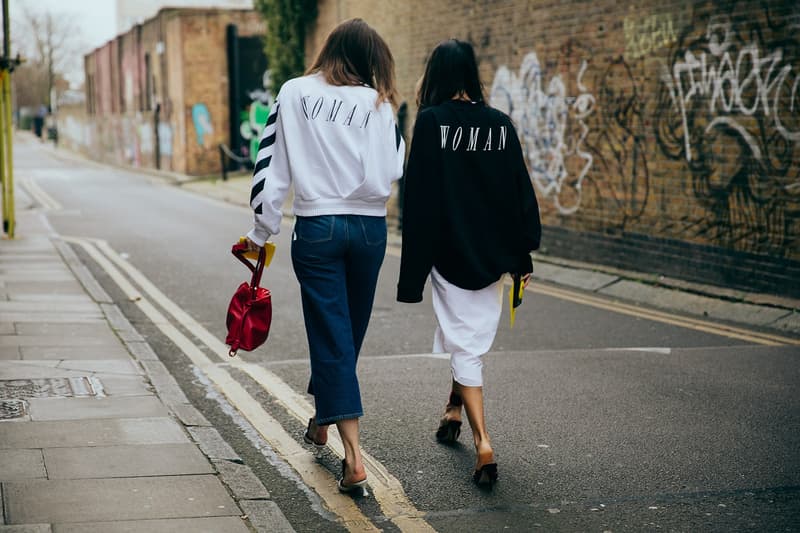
509, 274, 524, 328
239, 237, 276, 267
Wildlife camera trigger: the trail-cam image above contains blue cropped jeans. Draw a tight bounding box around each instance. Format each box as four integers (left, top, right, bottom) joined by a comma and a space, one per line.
291, 214, 386, 425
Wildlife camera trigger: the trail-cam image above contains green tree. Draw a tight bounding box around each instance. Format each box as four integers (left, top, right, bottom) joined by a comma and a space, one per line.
254, 0, 318, 91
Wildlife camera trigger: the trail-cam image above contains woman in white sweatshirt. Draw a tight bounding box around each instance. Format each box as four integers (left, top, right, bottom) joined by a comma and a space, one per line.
244, 19, 405, 492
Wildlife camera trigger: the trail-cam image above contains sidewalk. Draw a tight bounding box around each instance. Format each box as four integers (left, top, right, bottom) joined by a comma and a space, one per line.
181, 175, 800, 338
0, 208, 294, 531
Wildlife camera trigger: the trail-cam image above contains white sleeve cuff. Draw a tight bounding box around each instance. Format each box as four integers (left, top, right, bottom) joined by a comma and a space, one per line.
246, 228, 270, 247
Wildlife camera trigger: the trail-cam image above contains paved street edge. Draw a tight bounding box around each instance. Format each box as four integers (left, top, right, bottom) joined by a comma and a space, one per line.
51, 236, 296, 533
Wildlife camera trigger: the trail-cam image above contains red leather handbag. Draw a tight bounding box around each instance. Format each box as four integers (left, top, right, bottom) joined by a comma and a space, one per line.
225, 242, 272, 357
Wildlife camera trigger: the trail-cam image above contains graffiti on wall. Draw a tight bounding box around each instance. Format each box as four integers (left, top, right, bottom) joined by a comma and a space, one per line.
587, 57, 651, 224
490, 50, 595, 214
656, 7, 800, 255
624, 13, 678, 59
240, 69, 273, 164
158, 122, 173, 157
191, 103, 214, 147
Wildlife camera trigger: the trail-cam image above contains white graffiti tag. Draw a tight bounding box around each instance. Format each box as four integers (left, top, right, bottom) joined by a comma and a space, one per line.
490, 52, 595, 214
662, 16, 800, 162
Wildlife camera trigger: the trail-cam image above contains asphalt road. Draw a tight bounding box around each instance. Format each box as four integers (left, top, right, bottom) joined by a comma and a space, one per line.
15, 139, 800, 532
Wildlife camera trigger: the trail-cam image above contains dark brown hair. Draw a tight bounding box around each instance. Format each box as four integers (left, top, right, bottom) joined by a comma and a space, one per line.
417, 39, 485, 109
306, 18, 399, 107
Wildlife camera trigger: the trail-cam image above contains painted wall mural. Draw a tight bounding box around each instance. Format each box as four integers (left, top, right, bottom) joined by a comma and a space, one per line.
490, 49, 595, 215
232, 35, 271, 163
489, 43, 650, 226
191, 103, 214, 147
239, 71, 273, 164
484, 1, 798, 267
655, 5, 800, 256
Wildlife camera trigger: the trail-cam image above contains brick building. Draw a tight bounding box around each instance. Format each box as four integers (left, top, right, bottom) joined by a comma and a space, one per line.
306, 0, 800, 297
65, 8, 268, 176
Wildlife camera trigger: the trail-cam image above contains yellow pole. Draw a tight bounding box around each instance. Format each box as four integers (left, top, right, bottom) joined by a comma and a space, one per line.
0, 69, 7, 237
1, 0, 13, 238
2, 69, 13, 238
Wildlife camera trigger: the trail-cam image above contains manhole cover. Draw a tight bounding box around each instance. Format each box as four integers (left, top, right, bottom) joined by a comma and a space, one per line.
0, 377, 102, 400
0, 399, 28, 420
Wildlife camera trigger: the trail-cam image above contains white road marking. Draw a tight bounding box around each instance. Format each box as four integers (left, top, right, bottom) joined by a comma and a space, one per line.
66, 236, 436, 533
20, 178, 62, 210
65, 237, 381, 532
614, 347, 673, 354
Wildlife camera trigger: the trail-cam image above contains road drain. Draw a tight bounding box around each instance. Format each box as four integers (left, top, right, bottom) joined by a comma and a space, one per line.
0, 399, 29, 420
0, 377, 103, 420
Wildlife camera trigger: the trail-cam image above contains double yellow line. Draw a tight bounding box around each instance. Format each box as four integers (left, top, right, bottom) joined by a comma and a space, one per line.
529, 282, 799, 346
64, 236, 435, 533
386, 245, 797, 346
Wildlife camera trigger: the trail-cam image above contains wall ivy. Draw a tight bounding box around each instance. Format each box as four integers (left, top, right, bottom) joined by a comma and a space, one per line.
254, 0, 319, 91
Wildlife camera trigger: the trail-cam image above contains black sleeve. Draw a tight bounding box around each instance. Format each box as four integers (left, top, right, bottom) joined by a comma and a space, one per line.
397, 110, 441, 303
508, 120, 542, 253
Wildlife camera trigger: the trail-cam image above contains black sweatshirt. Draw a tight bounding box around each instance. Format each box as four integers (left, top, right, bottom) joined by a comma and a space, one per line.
397, 100, 541, 303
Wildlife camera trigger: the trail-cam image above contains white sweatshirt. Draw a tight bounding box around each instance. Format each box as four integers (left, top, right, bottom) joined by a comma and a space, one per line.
246, 73, 406, 246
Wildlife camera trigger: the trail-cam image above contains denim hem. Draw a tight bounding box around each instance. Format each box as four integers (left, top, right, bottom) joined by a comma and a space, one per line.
317, 411, 363, 426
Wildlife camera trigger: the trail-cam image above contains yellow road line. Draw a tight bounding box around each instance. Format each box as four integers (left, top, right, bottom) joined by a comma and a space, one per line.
75, 236, 436, 533
65, 237, 381, 533
529, 282, 798, 346
388, 246, 796, 346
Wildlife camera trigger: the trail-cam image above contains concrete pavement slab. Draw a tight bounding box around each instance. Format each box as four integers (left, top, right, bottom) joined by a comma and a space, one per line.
0, 525, 52, 533
0, 324, 14, 335
170, 404, 211, 427
0, 273, 75, 282
0, 314, 104, 324
20, 345, 131, 360
93, 375, 151, 397
534, 261, 619, 291
43, 444, 213, 479
238, 500, 296, 533
599, 280, 790, 326
7, 294, 93, 303
772, 311, 800, 335
14, 323, 118, 339
0, 302, 99, 313
2, 475, 239, 524
0, 255, 61, 263
27, 396, 167, 421
0, 336, 121, 347
54, 360, 141, 375
0, 450, 46, 480
0, 417, 188, 449
3, 282, 86, 295
211, 459, 270, 500
139, 360, 190, 406
52, 516, 250, 533
187, 427, 241, 462
0, 346, 21, 360
0, 263, 69, 270
124, 342, 159, 361
0, 361, 95, 379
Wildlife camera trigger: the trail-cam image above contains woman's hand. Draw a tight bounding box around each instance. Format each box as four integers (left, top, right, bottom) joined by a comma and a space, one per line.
521, 273, 532, 289
244, 237, 262, 253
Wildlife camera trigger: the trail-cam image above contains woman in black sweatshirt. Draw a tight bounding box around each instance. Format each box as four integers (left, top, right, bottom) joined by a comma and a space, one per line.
397, 39, 541, 487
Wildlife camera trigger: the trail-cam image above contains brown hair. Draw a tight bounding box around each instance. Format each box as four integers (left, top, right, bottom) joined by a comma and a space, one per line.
306, 18, 399, 108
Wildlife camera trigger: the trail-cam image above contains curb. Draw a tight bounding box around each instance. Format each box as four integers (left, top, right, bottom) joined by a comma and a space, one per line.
52, 235, 296, 533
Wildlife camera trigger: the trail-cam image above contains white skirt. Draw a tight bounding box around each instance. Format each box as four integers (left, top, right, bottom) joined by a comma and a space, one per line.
431, 267, 505, 387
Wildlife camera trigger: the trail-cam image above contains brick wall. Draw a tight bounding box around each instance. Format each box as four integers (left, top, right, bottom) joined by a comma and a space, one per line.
307, 0, 800, 297
179, 10, 265, 175
79, 8, 264, 176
